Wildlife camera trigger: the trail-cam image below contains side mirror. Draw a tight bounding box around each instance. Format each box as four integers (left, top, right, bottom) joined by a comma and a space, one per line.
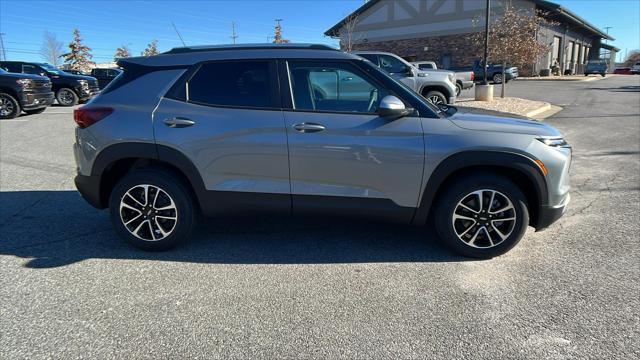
404, 65, 414, 76
378, 95, 412, 119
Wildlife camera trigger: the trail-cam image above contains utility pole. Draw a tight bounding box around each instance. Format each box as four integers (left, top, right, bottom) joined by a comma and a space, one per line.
482, 0, 490, 85
0, 33, 6, 61
603, 26, 612, 45
172, 22, 186, 46
231, 22, 238, 44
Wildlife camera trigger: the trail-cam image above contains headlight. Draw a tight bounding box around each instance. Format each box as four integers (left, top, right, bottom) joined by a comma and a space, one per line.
537, 137, 568, 147
448, 73, 455, 83
78, 80, 89, 89
16, 79, 34, 88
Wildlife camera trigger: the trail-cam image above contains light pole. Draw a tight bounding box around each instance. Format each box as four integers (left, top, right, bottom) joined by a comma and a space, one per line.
483, 0, 490, 85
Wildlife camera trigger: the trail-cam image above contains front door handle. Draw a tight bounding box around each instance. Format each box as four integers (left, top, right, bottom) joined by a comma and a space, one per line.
163, 117, 195, 128
293, 122, 326, 133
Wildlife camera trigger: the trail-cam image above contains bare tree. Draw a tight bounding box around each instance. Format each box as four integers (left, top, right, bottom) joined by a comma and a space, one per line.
623, 50, 640, 67
40, 31, 63, 66
61, 29, 95, 72
114, 45, 131, 61
340, 14, 360, 52
141, 40, 159, 56
471, 6, 556, 97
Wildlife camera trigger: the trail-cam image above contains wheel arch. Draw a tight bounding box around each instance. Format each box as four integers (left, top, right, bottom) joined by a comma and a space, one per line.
90, 143, 206, 212
420, 84, 452, 100
412, 151, 548, 228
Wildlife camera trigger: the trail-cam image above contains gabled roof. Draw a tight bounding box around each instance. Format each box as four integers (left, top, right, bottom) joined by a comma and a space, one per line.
325, 0, 614, 41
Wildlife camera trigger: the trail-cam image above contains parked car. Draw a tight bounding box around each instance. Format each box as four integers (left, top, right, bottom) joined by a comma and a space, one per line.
0, 68, 54, 119
450, 59, 518, 84
412, 61, 475, 97
631, 61, 640, 74
584, 60, 607, 77
73, 44, 571, 258
65, 69, 87, 76
613, 67, 634, 75
90, 68, 123, 89
354, 51, 456, 105
0, 61, 100, 106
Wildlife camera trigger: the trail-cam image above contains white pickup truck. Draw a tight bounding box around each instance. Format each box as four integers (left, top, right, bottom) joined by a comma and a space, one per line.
412, 61, 475, 97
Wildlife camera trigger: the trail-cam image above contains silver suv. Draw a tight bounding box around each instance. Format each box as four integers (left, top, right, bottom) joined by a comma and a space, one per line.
73, 44, 571, 258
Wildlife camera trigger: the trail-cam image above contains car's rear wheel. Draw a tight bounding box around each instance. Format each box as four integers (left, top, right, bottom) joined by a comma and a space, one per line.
434, 174, 529, 258
56, 88, 78, 106
109, 169, 196, 251
424, 90, 447, 105
24, 107, 47, 115
492, 73, 503, 84
0, 93, 21, 119
455, 83, 462, 97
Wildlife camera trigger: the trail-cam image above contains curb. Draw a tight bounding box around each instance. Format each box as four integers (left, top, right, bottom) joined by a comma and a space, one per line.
525, 103, 551, 118
516, 76, 603, 82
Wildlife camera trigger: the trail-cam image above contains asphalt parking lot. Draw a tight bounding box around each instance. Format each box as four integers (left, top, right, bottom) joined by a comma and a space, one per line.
1, 76, 639, 359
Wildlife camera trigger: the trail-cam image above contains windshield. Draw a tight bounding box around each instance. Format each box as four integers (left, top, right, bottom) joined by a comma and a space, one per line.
36, 63, 65, 74
0, 68, 6, 74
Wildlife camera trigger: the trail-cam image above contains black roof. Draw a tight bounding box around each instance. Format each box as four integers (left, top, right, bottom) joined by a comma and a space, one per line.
164, 43, 337, 54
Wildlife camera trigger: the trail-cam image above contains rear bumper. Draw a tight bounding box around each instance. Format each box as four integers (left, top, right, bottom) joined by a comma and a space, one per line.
74, 174, 105, 209
459, 80, 474, 89
535, 193, 570, 231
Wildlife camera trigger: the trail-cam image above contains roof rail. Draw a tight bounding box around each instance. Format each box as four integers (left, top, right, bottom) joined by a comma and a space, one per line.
164, 43, 338, 55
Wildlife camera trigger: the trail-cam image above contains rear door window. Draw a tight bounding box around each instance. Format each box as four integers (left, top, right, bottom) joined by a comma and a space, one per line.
187, 60, 277, 109
23, 64, 42, 75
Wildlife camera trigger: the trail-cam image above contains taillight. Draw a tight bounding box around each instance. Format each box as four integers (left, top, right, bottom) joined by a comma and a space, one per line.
470, 72, 475, 81
74, 106, 113, 129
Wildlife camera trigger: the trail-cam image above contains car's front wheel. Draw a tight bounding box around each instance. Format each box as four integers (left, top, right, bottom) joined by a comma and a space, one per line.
109, 169, 196, 251
56, 88, 79, 106
424, 90, 447, 106
434, 174, 529, 258
0, 93, 21, 119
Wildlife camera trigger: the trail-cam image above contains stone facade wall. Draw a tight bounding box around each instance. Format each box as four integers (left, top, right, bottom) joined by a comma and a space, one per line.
350, 33, 481, 69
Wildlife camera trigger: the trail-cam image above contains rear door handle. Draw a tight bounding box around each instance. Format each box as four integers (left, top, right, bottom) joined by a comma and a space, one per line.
293, 122, 326, 133
163, 117, 195, 128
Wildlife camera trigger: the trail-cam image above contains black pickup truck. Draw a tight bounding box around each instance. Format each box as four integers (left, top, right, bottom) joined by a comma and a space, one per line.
0, 61, 99, 106
449, 59, 519, 84
0, 68, 54, 119
90, 68, 122, 89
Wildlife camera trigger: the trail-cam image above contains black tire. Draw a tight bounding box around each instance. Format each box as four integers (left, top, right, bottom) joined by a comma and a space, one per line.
424, 90, 447, 105
492, 73, 503, 84
109, 168, 197, 251
434, 174, 529, 259
56, 88, 79, 106
455, 83, 462, 97
600, 73, 606, 77
24, 107, 47, 115
0, 92, 21, 119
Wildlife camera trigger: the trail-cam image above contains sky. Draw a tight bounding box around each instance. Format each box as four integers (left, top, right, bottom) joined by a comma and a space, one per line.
1, 0, 638, 65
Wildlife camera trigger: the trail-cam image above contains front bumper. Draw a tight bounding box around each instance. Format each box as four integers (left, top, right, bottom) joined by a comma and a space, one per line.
536, 193, 570, 230
20, 91, 54, 110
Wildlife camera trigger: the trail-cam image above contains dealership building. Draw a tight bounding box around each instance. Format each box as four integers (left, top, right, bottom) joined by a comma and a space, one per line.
325, 0, 619, 75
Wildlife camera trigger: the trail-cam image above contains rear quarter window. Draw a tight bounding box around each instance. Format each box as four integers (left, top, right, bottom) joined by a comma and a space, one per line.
186, 60, 277, 109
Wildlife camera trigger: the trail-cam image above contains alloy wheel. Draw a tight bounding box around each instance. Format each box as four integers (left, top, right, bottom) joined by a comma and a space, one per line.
0, 94, 15, 117
119, 184, 178, 241
427, 95, 444, 105
58, 89, 75, 105
451, 189, 516, 248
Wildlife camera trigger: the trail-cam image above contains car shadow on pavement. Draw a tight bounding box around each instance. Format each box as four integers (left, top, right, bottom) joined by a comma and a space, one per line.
586, 85, 640, 92
0, 190, 470, 268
